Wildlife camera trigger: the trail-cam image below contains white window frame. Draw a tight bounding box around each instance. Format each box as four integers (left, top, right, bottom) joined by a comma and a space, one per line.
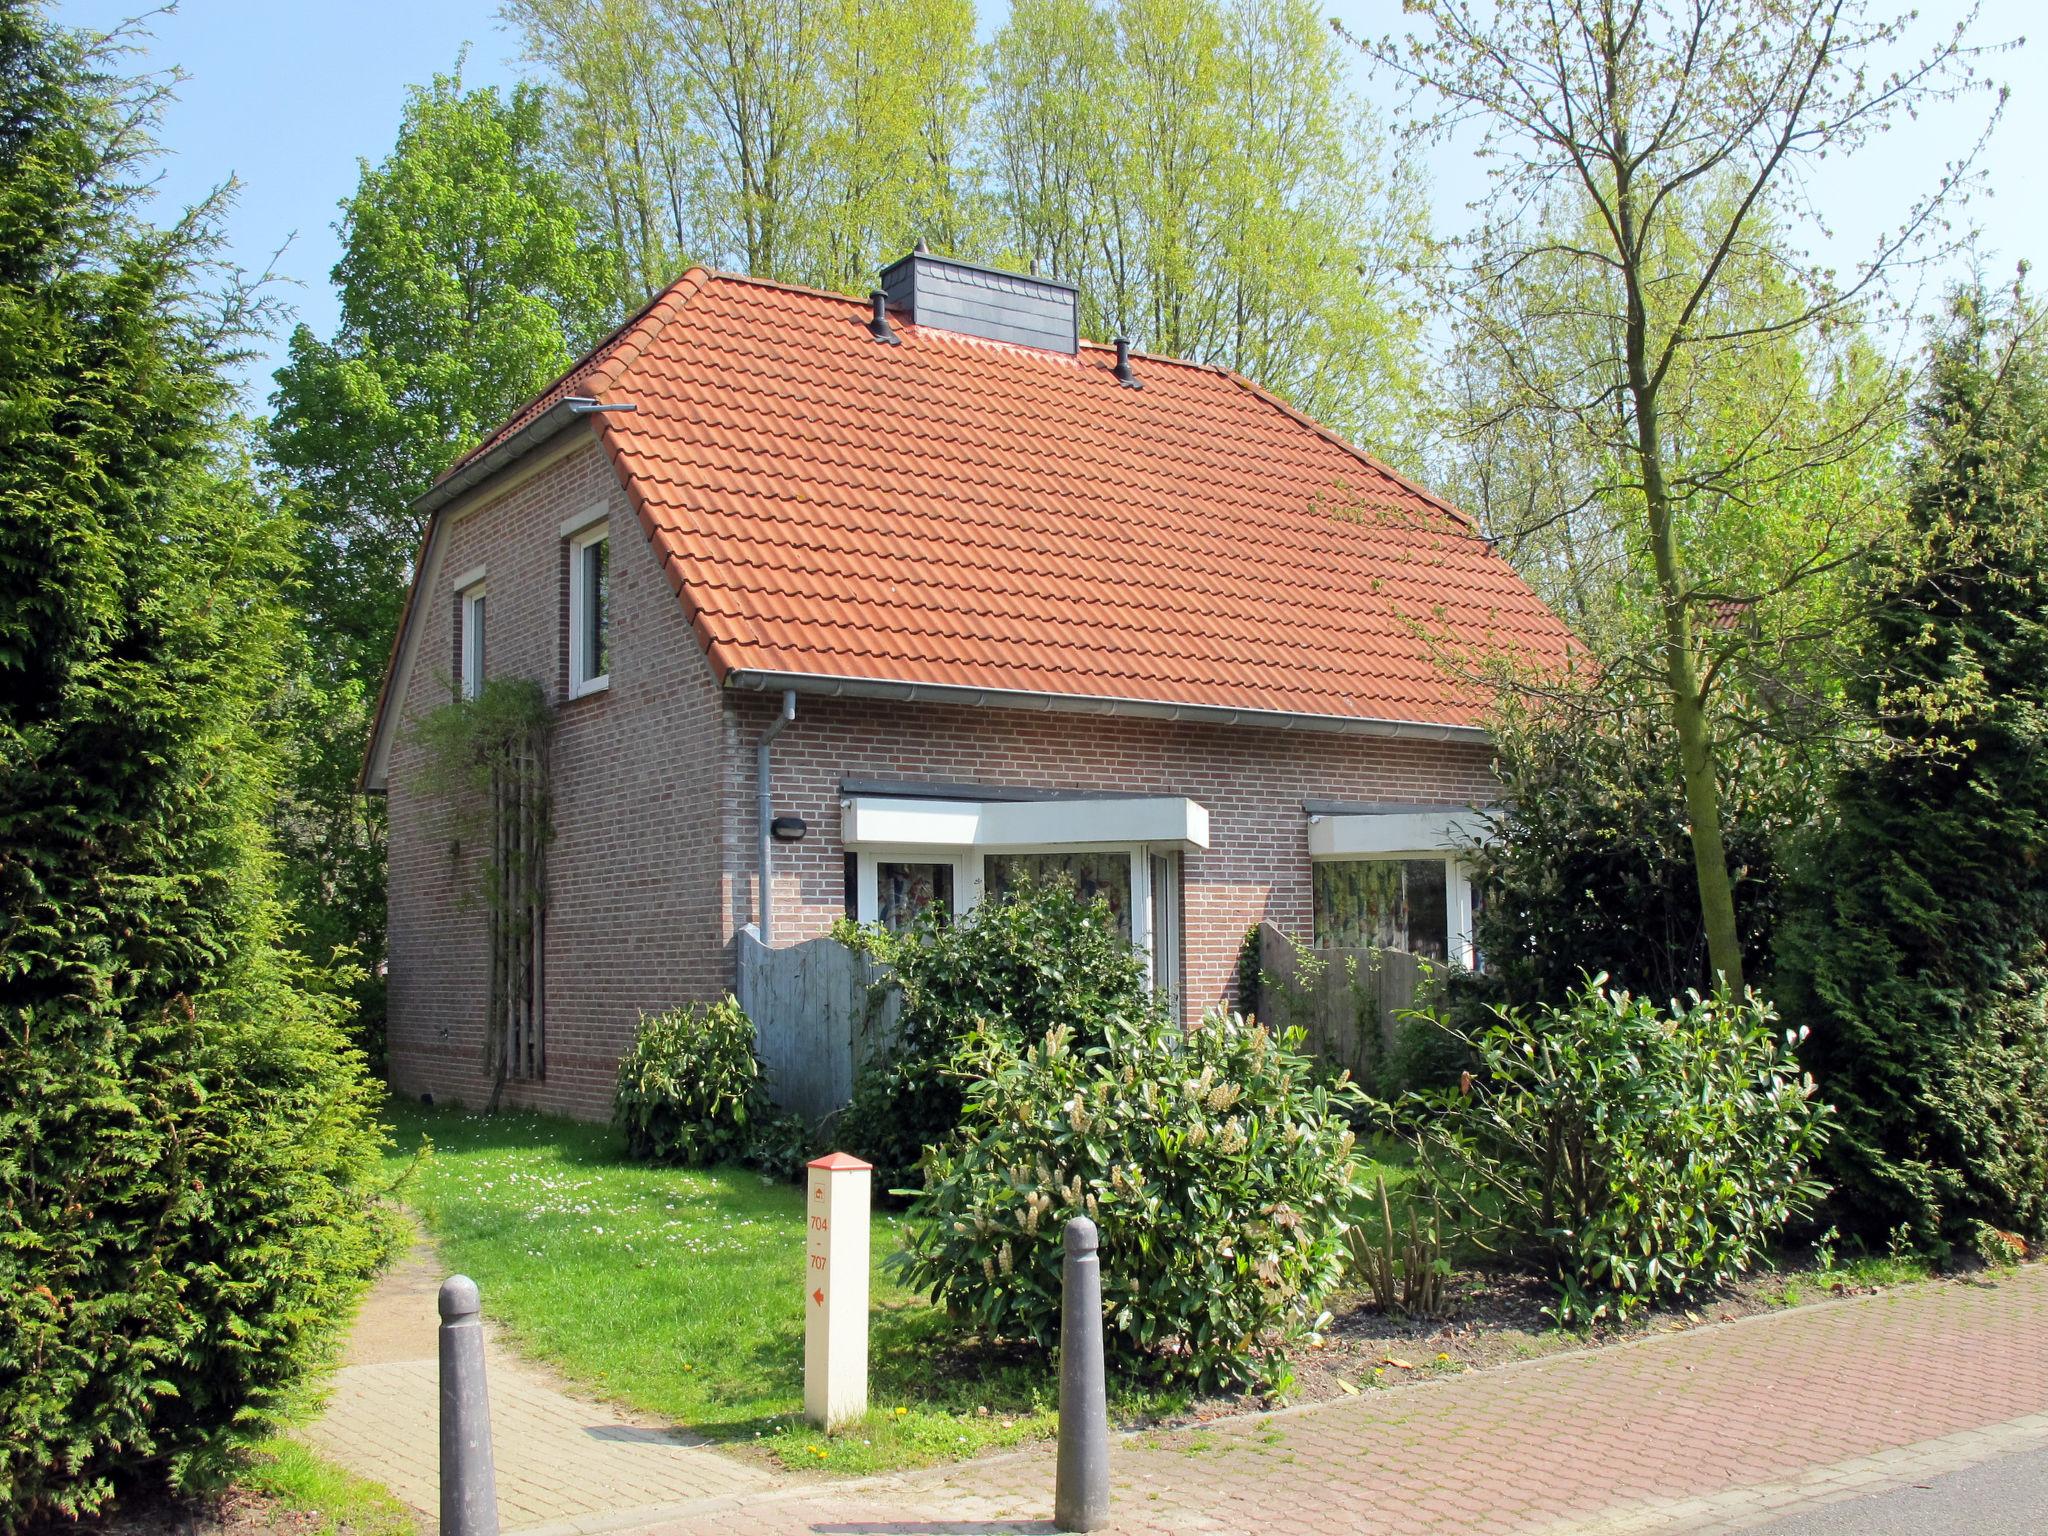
457, 574, 487, 701
848, 841, 1177, 988
567, 521, 610, 698
1309, 852, 1478, 970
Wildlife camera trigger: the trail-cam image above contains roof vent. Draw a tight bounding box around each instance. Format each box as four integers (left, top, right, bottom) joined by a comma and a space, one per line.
1113, 337, 1142, 389
866, 290, 899, 345
878, 248, 1079, 354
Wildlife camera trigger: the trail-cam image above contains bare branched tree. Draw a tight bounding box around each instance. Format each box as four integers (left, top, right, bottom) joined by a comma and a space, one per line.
1345, 0, 2007, 988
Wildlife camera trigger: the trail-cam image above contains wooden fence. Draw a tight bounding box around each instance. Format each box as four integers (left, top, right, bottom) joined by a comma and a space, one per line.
738, 919, 1431, 1121
1250, 921, 1433, 1086
735, 926, 899, 1124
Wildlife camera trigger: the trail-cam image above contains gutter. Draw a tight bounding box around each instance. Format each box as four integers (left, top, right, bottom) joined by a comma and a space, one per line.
755, 689, 797, 944
724, 670, 1487, 744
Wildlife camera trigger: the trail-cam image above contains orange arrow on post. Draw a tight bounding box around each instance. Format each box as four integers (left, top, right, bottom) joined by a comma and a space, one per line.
812, 1288, 824, 1306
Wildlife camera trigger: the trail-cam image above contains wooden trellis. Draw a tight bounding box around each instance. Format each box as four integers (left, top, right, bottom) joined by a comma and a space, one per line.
486, 731, 549, 1090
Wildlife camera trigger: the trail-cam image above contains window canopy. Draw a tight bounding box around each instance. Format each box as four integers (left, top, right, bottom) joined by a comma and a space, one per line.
840, 791, 1210, 851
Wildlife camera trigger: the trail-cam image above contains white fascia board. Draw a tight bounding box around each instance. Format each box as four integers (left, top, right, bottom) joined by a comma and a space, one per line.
841, 794, 1210, 851
1308, 808, 1486, 858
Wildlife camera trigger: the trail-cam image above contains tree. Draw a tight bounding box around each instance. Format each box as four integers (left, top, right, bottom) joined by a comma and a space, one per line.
504, 0, 983, 296
990, 0, 1426, 451
1460, 673, 1811, 1016
0, 5, 386, 1518
1352, 0, 1998, 986
1774, 284, 2048, 1251
266, 70, 616, 1040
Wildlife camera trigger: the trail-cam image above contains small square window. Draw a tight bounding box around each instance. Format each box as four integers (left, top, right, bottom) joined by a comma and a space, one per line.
459, 584, 486, 701
568, 525, 609, 696
1312, 858, 1449, 962
876, 861, 954, 932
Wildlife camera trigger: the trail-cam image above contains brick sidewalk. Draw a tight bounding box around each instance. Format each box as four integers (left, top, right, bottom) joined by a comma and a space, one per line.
612, 1263, 2048, 1536
300, 1246, 776, 1531
310, 1251, 2048, 1536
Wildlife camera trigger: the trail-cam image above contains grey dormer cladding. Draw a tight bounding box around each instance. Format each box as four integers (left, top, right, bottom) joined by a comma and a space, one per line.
879, 251, 1080, 354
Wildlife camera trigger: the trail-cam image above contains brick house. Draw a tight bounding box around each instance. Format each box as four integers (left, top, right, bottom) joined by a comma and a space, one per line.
363, 251, 1572, 1120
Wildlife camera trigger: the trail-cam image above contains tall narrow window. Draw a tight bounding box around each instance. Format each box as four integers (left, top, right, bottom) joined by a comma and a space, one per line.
459, 583, 487, 700
568, 524, 609, 696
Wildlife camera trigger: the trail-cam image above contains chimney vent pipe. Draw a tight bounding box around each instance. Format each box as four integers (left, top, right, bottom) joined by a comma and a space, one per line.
1114, 337, 1142, 389
867, 290, 899, 344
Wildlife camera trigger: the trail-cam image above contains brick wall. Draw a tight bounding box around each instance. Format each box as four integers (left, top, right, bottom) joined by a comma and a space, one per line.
384, 439, 737, 1119
730, 691, 1498, 1025
384, 442, 1499, 1121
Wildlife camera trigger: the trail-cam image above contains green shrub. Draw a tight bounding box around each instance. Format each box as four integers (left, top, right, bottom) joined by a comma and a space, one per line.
1774, 288, 2048, 1252
1378, 1002, 1476, 1101
1463, 674, 1813, 1012
1398, 977, 1831, 1326
899, 1011, 1366, 1391
836, 876, 1157, 1190
2, 12, 389, 1519
614, 998, 803, 1170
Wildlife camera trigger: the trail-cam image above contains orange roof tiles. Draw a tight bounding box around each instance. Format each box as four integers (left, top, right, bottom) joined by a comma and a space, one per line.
455, 269, 1573, 730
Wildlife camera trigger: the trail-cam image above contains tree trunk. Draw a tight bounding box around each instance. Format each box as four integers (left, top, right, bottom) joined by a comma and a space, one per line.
1632, 387, 1746, 990
1614, 142, 1747, 992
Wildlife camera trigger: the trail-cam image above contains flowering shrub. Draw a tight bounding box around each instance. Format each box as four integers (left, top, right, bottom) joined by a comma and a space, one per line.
1399, 977, 1832, 1325
614, 998, 806, 1174
836, 876, 1157, 1190
898, 1011, 1366, 1390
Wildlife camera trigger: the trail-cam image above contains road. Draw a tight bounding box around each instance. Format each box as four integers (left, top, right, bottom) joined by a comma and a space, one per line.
1749, 1442, 2048, 1534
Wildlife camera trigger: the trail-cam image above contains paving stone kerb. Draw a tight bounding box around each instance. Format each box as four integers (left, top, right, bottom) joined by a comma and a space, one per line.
308, 1252, 2048, 1536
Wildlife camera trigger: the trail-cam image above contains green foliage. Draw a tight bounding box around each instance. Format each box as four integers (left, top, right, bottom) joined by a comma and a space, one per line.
1396, 978, 1830, 1326
405, 677, 557, 888
1775, 285, 2048, 1252
505, 0, 1424, 457
836, 876, 1158, 1191
614, 999, 809, 1177
0, 8, 388, 1520
504, 0, 984, 297
1378, 1005, 1475, 1101
987, 0, 1427, 452
264, 69, 617, 1059
1459, 673, 1811, 1012
900, 1011, 1365, 1391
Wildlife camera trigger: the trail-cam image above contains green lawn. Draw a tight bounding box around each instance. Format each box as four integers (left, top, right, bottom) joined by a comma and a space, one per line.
379, 1102, 1075, 1475
235, 1438, 415, 1536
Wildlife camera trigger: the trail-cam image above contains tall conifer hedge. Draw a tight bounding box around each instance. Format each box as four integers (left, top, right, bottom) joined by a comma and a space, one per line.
0, 5, 388, 1522
1776, 287, 2048, 1252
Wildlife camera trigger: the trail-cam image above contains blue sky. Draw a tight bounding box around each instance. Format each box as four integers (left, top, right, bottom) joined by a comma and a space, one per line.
52, 0, 2042, 404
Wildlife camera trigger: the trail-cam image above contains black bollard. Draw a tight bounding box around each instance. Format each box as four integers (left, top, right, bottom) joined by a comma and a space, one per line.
438, 1275, 501, 1536
1054, 1216, 1111, 1532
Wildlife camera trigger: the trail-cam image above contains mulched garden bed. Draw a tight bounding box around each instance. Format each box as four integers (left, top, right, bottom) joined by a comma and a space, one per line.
26, 1489, 328, 1536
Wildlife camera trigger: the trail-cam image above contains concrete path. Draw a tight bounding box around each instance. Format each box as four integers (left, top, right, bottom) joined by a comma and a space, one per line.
300, 1245, 777, 1532
308, 1247, 2048, 1536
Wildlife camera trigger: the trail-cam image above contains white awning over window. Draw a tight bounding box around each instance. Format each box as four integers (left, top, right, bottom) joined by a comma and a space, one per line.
841, 793, 1210, 851
1305, 804, 1485, 858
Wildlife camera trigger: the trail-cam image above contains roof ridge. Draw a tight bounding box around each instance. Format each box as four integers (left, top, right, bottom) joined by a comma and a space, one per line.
584, 267, 714, 396
1213, 367, 1482, 536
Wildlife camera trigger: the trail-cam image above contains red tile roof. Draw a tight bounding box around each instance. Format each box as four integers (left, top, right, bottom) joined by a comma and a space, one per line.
451, 268, 1572, 730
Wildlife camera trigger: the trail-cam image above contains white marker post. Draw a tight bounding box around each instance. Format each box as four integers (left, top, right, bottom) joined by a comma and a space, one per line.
803, 1151, 872, 1430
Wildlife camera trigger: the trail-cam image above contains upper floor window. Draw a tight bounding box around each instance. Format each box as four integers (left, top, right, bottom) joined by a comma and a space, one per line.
458, 578, 487, 701
568, 523, 609, 696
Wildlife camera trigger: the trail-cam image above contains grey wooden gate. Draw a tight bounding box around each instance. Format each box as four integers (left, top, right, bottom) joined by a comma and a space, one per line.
1252, 921, 1430, 1086
735, 926, 899, 1124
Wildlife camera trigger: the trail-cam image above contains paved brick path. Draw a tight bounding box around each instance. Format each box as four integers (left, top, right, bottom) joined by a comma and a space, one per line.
301, 1246, 775, 1531
309, 1253, 2048, 1535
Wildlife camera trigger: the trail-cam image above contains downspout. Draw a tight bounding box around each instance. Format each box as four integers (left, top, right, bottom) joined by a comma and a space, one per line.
755, 689, 797, 944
